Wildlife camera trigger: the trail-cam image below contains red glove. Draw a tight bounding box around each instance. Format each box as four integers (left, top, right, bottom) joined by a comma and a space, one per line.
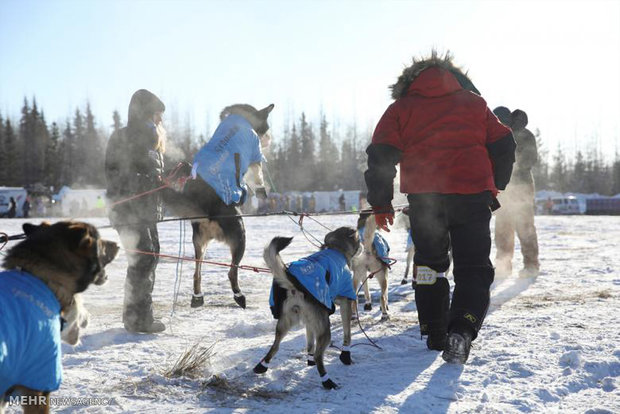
372, 206, 394, 232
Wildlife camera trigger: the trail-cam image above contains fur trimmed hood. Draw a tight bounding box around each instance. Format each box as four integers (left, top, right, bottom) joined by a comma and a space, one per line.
390, 50, 479, 100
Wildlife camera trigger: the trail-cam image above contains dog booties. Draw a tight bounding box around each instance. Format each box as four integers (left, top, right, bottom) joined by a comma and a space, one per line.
358, 227, 391, 264
269, 248, 356, 317
192, 114, 264, 206
0, 270, 62, 395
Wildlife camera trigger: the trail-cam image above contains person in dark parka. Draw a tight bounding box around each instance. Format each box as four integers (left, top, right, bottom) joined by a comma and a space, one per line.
364, 51, 516, 364
105, 89, 166, 333
493, 107, 540, 278
7, 197, 16, 218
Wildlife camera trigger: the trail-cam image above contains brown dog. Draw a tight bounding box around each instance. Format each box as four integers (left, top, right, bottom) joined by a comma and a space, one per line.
0, 221, 118, 413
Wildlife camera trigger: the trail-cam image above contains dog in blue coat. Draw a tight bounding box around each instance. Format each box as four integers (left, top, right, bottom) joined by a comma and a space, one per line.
0, 221, 118, 413
254, 227, 361, 390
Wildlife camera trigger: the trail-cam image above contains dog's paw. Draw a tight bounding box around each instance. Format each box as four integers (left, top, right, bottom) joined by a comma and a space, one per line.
401, 278, 408, 285
339, 351, 352, 365
253, 361, 269, 374
191, 295, 204, 308
234, 293, 246, 309
380, 313, 390, 322
364, 303, 372, 311
322, 378, 339, 390
307, 354, 316, 366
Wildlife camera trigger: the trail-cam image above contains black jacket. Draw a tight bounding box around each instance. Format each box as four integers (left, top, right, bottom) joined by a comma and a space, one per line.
105, 90, 165, 225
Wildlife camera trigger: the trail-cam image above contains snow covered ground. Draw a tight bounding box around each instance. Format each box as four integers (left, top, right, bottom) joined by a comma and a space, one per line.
1, 214, 619, 413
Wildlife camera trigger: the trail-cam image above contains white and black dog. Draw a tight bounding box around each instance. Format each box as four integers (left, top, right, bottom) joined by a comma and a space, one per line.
254, 227, 361, 390
163, 103, 273, 309
352, 212, 391, 321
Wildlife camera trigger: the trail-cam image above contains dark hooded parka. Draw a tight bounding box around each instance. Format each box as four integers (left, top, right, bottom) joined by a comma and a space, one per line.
104, 89, 166, 332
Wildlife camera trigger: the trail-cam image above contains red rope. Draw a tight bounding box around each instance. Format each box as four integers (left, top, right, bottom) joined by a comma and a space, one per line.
110, 162, 191, 208
123, 248, 272, 273
367, 257, 398, 278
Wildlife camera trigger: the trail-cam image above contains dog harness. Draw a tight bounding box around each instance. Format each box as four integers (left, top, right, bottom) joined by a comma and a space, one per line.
269, 249, 356, 315
192, 114, 264, 205
0, 270, 62, 395
358, 227, 391, 264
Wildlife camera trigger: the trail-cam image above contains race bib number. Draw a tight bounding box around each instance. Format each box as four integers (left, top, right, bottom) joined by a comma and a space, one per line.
416, 266, 445, 285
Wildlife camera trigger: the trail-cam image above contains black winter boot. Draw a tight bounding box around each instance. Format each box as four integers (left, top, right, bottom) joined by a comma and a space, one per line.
442, 329, 473, 364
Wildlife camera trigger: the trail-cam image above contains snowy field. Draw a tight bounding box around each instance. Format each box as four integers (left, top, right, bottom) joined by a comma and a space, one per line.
1, 214, 619, 413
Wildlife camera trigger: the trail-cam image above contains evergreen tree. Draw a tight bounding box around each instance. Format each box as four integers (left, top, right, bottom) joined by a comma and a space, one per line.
298, 113, 316, 191
112, 109, 122, 134
34, 109, 50, 185
550, 146, 568, 192
61, 121, 76, 186
19, 98, 33, 185
44, 122, 62, 190
287, 124, 302, 190
85, 103, 105, 185
0, 113, 5, 184
4, 119, 20, 186
315, 115, 339, 190
611, 152, 620, 196
73, 108, 86, 185
570, 151, 586, 193
532, 129, 549, 190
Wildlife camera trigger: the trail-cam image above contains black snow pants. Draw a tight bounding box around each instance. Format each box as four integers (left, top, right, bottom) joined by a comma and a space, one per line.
116, 222, 160, 330
408, 192, 494, 340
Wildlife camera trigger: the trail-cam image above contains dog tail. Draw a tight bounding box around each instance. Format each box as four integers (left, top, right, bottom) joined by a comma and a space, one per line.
264, 237, 295, 290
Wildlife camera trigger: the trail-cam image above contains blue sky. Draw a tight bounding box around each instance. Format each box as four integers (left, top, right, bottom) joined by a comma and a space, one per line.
1, 0, 619, 158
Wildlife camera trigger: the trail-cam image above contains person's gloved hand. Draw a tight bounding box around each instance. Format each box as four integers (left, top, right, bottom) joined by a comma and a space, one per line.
372, 205, 394, 232
255, 187, 268, 200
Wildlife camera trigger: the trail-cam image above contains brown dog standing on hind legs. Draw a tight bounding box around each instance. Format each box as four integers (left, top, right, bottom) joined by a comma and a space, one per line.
254, 227, 361, 390
352, 212, 391, 321
0, 221, 118, 413
162, 103, 274, 309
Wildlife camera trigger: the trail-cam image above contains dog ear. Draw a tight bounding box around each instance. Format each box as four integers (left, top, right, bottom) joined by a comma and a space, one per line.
66, 223, 93, 251
22, 221, 50, 236
258, 104, 274, 119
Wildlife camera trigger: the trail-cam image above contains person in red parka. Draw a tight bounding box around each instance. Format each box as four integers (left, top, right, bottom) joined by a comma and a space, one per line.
364, 51, 516, 364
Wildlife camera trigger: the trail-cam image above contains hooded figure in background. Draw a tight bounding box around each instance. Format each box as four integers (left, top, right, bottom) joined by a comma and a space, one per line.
493, 107, 540, 278
105, 89, 166, 333
364, 51, 516, 364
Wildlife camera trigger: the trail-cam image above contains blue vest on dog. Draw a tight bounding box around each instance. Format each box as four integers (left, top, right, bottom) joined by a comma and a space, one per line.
358, 227, 391, 265
192, 114, 264, 205
406, 232, 414, 251
0, 270, 62, 395
269, 249, 355, 313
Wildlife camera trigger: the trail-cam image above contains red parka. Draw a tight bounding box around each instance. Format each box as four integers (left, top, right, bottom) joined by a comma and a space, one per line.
365, 65, 516, 208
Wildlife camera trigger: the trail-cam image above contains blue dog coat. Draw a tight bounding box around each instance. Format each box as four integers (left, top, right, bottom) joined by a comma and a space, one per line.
0, 270, 62, 395
358, 227, 391, 265
269, 249, 355, 315
192, 114, 264, 205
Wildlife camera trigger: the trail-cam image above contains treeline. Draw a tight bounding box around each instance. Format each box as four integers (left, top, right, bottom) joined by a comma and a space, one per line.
531, 131, 620, 195
266, 113, 370, 192
0, 98, 203, 192
1, 98, 619, 196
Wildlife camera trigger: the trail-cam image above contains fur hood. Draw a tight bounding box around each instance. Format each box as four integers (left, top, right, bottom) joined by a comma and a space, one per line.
390, 50, 479, 100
